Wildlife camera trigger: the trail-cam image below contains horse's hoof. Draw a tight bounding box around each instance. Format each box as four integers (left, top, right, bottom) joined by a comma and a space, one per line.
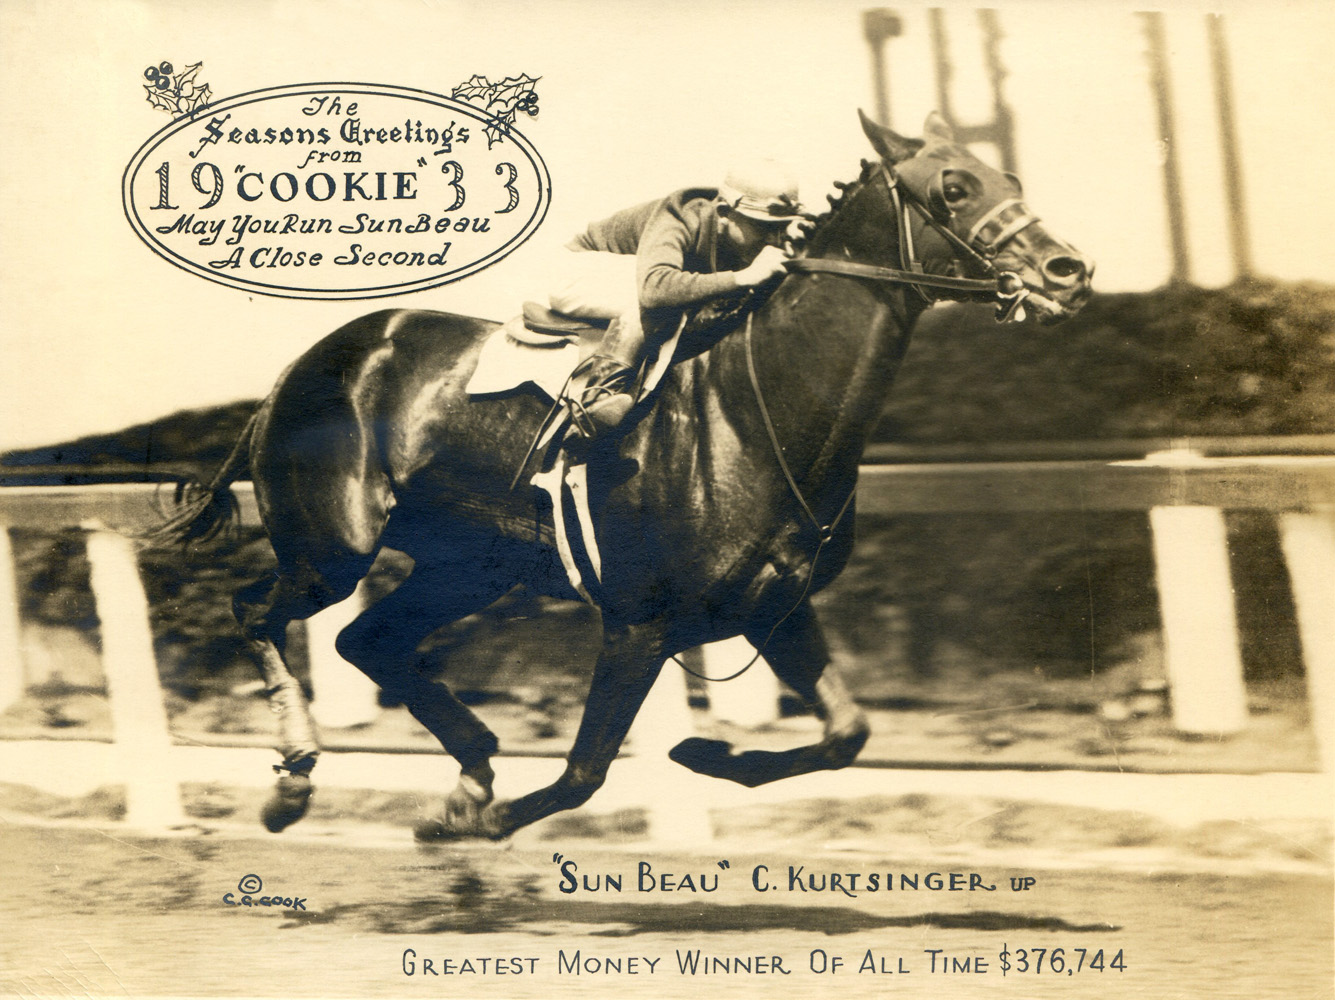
824, 718, 870, 767
413, 816, 466, 843
479, 800, 513, 842
413, 800, 510, 843
260, 774, 313, 833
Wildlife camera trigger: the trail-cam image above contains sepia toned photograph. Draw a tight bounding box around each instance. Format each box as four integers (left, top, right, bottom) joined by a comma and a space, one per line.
1, 1, 1331, 997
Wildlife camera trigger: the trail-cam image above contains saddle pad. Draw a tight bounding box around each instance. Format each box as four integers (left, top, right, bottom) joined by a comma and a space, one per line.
467, 319, 580, 400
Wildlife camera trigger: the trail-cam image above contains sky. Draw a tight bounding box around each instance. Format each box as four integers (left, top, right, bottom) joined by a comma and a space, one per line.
1, 0, 1332, 451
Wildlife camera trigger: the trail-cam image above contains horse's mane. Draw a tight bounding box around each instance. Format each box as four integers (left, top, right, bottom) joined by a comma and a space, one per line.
676, 159, 884, 345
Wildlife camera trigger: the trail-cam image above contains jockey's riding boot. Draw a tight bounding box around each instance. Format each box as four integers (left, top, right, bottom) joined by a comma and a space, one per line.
564, 355, 636, 442
562, 315, 645, 448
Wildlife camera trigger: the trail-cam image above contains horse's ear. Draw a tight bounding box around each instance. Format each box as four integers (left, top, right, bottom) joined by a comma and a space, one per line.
923, 111, 956, 144
858, 109, 923, 163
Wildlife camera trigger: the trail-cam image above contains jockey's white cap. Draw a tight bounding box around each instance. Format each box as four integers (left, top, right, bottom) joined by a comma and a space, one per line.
719, 159, 803, 223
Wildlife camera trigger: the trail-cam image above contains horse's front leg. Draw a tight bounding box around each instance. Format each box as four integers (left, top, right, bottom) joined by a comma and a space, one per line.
474, 619, 666, 840
669, 598, 869, 786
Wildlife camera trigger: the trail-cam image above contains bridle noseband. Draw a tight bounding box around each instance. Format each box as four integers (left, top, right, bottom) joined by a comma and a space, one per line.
786, 162, 1039, 322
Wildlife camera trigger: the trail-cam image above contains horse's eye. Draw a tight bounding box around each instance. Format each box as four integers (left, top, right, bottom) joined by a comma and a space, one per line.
943, 183, 968, 203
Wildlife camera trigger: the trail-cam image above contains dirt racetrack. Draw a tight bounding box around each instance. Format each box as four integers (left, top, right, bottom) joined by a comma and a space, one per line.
3, 808, 1330, 1000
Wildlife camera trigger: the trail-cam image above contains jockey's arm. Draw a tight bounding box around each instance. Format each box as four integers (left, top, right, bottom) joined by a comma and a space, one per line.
636, 213, 738, 311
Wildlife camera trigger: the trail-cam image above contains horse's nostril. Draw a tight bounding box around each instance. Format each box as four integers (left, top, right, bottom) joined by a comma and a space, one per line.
1044, 255, 1088, 284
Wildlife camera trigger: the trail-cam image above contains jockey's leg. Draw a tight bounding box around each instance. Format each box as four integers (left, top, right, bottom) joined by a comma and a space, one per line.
563, 312, 645, 442
547, 248, 650, 446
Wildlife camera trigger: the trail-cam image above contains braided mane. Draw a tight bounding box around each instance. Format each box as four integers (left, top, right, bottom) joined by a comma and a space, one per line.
794, 158, 884, 251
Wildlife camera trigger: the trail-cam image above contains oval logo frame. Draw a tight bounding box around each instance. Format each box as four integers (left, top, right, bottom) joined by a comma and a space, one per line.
123, 83, 551, 299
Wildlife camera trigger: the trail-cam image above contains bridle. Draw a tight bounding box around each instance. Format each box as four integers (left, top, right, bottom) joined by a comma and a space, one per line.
785, 162, 1040, 323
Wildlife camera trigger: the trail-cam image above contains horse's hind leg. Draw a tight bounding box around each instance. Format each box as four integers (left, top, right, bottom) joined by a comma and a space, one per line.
457, 618, 667, 840
333, 544, 516, 838
669, 599, 869, 786
234, 552, 374, 831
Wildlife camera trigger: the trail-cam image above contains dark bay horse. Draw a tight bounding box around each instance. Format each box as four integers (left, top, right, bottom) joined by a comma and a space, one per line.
161, 112, 1092, 838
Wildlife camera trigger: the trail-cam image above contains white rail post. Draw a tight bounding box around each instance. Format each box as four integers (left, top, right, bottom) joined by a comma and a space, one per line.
0, 527, 24, 711
83, 524, 188, 828
1149, 505, 1249, 735
628, 658, 713, 844
305, 579, 380, 729
1277, 510, 1335, 773
700, 636, 781, 727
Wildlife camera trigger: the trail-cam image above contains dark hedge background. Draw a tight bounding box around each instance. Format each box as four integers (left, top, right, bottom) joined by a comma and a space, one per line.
5, 277, 1331, 696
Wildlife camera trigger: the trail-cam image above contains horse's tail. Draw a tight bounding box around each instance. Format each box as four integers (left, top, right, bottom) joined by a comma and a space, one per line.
144, 411, 258, 548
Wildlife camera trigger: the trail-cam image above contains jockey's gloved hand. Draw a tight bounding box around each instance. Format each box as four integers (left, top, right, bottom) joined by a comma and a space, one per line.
734, 245, 790, 287
787, 216, 816, 243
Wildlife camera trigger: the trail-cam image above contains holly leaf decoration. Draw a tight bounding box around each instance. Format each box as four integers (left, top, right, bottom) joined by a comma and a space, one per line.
175, 62, 204, 91
143, 59, 211, 118
452, 74, 497, 104
483, 119, 508, 148
454, 73, 539, 147
145, 86, 178, 113
178, 83, 211, 116
487, 73, 540, 114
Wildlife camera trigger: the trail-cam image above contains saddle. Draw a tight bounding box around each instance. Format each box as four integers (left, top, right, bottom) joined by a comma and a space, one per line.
465, 302, 686, 604
509, 301, 610, 346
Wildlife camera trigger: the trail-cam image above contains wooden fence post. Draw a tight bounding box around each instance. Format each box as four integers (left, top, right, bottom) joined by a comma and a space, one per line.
83, 525, 187, 828
0, 528, 24, 711
700, 637, 781, 727
1149, 506, 1249, 735
628, 659, 713, 843
305, 580, 380, 729
1277, 511, 1335, 773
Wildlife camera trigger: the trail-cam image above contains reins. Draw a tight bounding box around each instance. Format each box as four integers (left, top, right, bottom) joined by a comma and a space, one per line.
743, 314, 858, 549
785, 257, 997, 294
675, 311, 859, 685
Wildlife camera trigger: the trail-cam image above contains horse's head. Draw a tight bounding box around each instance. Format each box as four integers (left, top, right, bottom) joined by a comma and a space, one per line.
859, 110, 1093, 324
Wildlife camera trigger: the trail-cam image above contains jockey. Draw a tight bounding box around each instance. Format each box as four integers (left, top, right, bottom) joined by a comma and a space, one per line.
549, 159, 805, 444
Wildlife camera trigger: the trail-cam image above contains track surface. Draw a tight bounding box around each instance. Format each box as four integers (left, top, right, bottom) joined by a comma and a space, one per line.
2, 821, 1330, 999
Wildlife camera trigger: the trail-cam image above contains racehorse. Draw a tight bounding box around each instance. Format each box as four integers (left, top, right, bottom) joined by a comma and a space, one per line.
159, 111, 1092, 839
